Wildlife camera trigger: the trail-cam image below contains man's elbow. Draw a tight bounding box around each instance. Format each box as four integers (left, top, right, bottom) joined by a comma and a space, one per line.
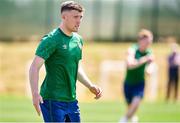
29, 62, 38, 74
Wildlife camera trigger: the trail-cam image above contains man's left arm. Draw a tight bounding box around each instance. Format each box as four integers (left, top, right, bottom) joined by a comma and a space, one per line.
77, 63, 102, 99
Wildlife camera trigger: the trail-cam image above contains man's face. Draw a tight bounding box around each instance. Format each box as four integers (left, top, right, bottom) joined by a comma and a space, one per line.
63, 10, 83, 32
138, 36, 152, 52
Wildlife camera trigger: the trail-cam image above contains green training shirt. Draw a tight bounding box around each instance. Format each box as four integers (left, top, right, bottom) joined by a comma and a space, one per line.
35, 28, 83, 102
125, 44, 152, 85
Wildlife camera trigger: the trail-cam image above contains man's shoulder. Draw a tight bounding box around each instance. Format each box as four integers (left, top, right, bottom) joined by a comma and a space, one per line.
130, 44, 138, 49
49, 28, 61, 38
73, 32, 83, 40
128, 44, 138, 52
41, 28, 60, 42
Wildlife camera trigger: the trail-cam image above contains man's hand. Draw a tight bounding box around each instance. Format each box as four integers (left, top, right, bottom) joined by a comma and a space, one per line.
89, 85, 102, 99
32, 93, 43, 116
146, 55, 154, 64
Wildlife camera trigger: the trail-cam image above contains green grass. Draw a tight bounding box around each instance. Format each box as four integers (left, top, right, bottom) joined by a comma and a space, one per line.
0, 95, 180, 122
0, 95, 42, 122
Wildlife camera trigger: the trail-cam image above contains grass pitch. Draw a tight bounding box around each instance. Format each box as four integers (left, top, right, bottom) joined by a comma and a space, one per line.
0, 95, 180, 122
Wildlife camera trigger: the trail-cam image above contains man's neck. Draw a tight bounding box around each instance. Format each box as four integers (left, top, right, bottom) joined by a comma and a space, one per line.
138, 47, 146, 53
59, 24, 72, 36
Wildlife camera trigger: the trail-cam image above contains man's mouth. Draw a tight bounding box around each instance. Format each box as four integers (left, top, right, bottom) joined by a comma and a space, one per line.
76, 25, 80, 28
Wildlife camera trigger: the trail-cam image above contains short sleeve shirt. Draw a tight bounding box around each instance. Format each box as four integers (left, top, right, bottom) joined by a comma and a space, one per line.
35, 28, 83, 102
125, 44, 152, 85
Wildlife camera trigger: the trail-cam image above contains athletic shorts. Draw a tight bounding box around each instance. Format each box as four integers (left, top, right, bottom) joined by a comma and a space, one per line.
124, 81, 145, 104
40, 100, 80, 122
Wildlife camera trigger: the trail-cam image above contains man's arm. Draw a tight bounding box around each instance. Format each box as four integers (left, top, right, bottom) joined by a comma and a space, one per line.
29, 55, 44, 116
77, 63, 102, 99
126, 47, 153, 69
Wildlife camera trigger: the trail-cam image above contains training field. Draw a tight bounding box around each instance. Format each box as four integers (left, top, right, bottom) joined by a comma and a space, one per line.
0, 41, 180, 122
0, 95, 180, 122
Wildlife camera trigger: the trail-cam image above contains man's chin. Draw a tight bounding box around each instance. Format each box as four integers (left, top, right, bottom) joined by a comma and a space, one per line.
73, 29, 78, 32
73, 27, 80, 32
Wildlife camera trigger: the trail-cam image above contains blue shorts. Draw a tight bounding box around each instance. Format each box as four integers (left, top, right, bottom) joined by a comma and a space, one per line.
40, 100, 80, 122
124, 82, 145, 104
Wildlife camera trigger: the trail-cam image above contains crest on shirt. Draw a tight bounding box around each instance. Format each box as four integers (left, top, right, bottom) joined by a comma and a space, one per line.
62, 44, 67, 49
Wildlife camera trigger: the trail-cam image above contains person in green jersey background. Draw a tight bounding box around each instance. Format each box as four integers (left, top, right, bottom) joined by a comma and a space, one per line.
29, 1, 102, 122
119, 29, 154, 123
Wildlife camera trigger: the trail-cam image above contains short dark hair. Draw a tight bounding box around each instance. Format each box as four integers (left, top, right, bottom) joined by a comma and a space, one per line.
61, 1, 84, 13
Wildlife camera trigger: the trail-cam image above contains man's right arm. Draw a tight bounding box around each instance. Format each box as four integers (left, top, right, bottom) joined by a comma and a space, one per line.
29, 55, 44, 116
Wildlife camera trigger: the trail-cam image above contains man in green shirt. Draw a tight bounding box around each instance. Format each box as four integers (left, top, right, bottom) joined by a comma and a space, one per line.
119, 29, 154, 123
29, 1, 102, 122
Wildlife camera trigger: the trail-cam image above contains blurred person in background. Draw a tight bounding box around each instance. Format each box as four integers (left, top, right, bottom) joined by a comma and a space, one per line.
166, 41, 180, 102
119, 29, 154, 123
29, 1, 102, 122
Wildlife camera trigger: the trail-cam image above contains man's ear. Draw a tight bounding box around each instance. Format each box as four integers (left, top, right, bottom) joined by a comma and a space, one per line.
61, 12, 66, 20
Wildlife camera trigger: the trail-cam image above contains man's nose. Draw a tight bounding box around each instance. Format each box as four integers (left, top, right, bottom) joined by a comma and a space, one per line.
77, 19, 81, 24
